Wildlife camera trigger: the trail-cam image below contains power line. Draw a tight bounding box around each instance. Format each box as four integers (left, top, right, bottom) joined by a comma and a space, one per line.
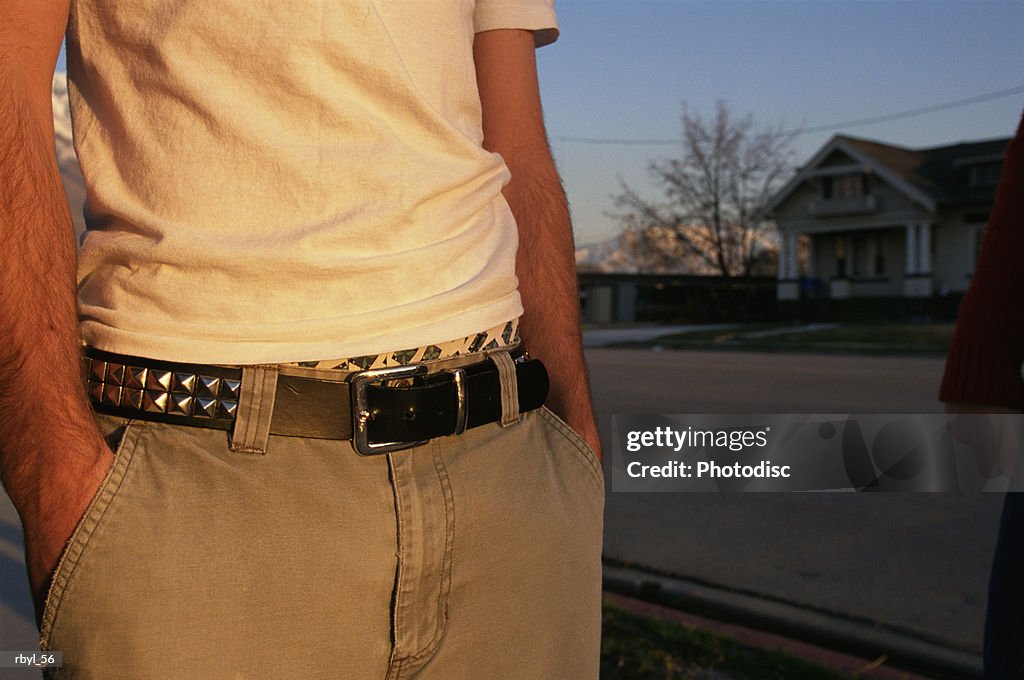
553, 135, 680, 146
792, 85, 1024, 134
552, 84, 1024, 146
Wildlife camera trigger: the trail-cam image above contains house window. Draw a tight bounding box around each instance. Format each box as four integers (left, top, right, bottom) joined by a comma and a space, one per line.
851, 232, 885, 278
822, 174, 868, 200
852, 235, 865, 276
969, 162, 1002, 188
835, 237, 847, 278
835, 174, 864, 199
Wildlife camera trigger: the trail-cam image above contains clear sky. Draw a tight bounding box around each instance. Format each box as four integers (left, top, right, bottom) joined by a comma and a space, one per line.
55, 1, 1024, 246
536, 0, 1024, 244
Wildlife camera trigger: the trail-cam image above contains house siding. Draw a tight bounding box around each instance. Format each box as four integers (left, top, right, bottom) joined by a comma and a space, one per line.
933, 210, 987, 295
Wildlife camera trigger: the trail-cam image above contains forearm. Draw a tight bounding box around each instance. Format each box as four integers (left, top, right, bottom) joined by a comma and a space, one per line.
472, 28, 599, 455
0, 40, 105, 514
504, 156, 600, 455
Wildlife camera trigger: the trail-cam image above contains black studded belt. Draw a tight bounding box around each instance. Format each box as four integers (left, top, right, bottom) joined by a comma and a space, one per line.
83, 348, 549, 455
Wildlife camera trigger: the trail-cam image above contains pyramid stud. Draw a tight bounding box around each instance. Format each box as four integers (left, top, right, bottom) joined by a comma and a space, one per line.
172, 373, 196, 394
169, 393, 193, 416
143, 390, 169, 413
105, 363, 126, 386
217, 400, 238, 419
124, 366, 148, 390
194, 397, 218, 418
196, 376, 220, 399
146, 370, 172, 391
220, 379, 241, 400
123, 387, 143, 410
88, 380, 104, 404
89, 360, 107, 383
101, 383, 123, 406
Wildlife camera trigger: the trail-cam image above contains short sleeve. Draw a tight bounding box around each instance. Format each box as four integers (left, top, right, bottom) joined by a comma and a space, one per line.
473, 0, 559, 47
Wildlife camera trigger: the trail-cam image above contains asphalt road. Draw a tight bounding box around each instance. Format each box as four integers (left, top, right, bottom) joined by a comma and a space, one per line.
590, 348, 1001, 655
0, 348, 1001, 663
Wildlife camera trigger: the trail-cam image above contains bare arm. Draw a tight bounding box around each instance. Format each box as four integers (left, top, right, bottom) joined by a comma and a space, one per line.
0, 0, 112, 618
473, 29, 601, 459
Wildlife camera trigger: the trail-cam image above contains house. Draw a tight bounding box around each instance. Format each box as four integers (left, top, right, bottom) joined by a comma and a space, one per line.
765, 133, 1011, 318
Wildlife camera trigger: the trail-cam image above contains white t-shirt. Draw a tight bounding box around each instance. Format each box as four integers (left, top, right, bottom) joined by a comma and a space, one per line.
69, 0, 557, 364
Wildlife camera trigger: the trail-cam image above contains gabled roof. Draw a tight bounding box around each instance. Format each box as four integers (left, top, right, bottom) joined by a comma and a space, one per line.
843, 135, 1010, 206
765, 133, 1012, 216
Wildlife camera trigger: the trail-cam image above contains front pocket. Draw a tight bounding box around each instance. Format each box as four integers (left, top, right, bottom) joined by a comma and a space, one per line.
39, 419, 142, 649
538, 407, 605, 493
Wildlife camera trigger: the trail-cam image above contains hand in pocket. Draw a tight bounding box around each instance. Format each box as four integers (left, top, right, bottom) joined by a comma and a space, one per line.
18, 439, 116, 627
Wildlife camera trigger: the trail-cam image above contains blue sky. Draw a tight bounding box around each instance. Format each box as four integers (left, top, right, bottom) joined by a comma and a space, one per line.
56, 1, 1024, 245
537, 0, 1024, 244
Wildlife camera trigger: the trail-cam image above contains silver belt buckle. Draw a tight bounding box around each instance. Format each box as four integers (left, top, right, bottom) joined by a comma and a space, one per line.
349, 364, 429, 455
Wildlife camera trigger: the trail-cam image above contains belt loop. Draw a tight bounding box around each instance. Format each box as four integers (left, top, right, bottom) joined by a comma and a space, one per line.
230, 365, 279, 454
489, 351, 520, 427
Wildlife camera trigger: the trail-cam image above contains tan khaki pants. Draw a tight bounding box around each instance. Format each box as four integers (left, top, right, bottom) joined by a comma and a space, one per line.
40, 406, 604, 679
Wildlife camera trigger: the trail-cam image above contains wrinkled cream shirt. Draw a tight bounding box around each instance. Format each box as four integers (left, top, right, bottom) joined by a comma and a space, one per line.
69, 0, 557, 364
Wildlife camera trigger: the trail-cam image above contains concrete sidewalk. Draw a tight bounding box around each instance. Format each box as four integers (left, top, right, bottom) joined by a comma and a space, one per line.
582, 324, 738, 348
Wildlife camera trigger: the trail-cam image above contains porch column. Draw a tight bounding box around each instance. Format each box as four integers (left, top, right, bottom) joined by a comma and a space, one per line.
806, 238, 815, 277
903, 222, 933, 298
905, 223, 917, 275
918, 222, 931, 273
776, 229, 799, 301
786, 232, 799, 279
777, 232, 788, 280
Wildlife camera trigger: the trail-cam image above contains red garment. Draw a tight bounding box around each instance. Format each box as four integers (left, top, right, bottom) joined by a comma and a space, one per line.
939, 112, 1024, 409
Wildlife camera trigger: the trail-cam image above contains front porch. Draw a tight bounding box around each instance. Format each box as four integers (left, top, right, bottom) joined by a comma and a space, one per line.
776, 222, 935, 302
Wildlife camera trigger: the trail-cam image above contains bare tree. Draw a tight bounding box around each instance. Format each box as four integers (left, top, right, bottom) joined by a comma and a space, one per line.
612, 101, 797, 278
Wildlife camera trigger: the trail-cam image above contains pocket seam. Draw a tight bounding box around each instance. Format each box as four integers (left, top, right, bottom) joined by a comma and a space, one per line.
538, 407, 605, 492
39, 420, 142, 649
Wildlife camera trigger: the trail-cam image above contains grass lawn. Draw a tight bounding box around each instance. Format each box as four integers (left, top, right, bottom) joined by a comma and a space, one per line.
601, 601, 857, 680
625, 323, 955, 355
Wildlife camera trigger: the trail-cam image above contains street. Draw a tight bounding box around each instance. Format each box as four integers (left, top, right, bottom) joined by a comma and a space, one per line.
590, 348, 1000, 655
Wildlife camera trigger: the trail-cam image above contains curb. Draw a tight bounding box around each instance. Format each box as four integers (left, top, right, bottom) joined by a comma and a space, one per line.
604, 564, 982, 680
601, 341, 949, 357
604, 592, 932, 680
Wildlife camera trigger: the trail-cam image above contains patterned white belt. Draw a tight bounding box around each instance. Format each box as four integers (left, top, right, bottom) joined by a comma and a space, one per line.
286, 319, 520, 372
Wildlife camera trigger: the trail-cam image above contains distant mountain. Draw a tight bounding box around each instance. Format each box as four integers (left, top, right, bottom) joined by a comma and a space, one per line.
574, 236, 627, 272
575, 228, 719, 275
52, 73, 87, 240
